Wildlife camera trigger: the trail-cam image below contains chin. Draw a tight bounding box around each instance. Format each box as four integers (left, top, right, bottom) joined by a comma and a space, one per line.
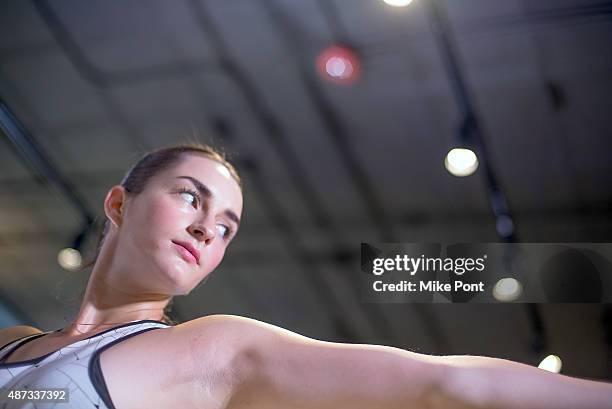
156, 260, 194, 293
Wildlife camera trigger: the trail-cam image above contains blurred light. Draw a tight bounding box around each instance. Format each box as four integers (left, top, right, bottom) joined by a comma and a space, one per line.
538, 355, 562, 373
316, 45, 361, 85
496, 215, 515, 237
492, 278, 522, 302
58, 247, 82, 271
444, 148, 478, 176
382, 0, 414, 6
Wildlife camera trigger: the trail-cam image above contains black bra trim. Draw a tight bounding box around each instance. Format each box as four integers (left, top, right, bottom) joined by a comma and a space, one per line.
89, 326, 167, 409
0, 319, 170, 367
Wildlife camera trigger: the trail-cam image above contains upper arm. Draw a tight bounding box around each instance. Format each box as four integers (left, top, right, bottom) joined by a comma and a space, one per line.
0, 325, 42, 348
184, 315, 448, 409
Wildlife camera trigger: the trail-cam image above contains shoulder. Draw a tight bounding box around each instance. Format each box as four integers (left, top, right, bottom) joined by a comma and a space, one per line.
0, 325, 43, 349
98, 315, 275, 409
151, 314, 299, 354
183, 314, 306, 342
161, 314, 295, 375
173, 314, 308, 365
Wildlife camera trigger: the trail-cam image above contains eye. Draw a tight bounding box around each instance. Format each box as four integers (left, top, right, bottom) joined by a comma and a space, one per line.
178, 188, 199, 208
216, 223, 231, 239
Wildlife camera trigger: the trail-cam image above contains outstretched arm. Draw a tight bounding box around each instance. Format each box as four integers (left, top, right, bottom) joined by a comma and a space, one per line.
442, 354, 612, 409
186, 315, 612, 409
216, 315, 445, 409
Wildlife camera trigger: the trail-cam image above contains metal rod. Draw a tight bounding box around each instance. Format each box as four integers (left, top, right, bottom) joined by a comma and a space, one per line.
423, 0, 545, 351
0, 99, 94, 226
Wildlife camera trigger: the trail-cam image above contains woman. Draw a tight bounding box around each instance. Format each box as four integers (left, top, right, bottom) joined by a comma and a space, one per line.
0, 144, 610, 409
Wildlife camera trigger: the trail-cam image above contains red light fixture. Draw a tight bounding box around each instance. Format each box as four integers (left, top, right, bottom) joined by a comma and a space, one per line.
316, 45, 361, 85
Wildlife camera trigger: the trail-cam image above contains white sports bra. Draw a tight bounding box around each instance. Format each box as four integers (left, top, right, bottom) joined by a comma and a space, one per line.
0, 320, 170, 408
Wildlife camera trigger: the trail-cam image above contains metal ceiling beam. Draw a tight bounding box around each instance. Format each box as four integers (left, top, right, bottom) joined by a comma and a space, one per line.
30, 0, 218, 89
426, 0, 517, 241
0, 99, 94, 227
31, 0, 153, 151
424, 0, 546, 352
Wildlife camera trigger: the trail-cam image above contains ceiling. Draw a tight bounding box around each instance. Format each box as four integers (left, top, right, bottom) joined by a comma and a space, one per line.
1, 0, 611, 380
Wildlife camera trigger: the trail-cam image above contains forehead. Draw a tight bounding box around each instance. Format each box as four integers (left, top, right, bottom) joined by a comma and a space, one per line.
160, 154, 243, 211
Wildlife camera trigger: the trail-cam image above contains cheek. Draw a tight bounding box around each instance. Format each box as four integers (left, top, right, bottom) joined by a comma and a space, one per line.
127, 199, 188, 250
151, 202, 186, 233
205, 245, 227, 273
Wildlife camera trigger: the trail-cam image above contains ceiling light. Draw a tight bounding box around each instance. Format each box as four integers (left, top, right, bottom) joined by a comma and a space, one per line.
58, 247, 82, 271
444, 148, 478, 176
492, 278, 522, 302
57, 224, 93, 271
316, 45, 361, 85
538, 355, 562, 373
382, 0, 414, 6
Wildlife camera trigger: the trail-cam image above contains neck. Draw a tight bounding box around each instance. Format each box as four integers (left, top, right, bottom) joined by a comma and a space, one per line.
64, 295, 169, 336
65, 247, 172, 337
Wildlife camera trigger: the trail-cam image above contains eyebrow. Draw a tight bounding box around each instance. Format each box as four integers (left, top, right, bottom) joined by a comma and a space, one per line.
176, 176, 241, 227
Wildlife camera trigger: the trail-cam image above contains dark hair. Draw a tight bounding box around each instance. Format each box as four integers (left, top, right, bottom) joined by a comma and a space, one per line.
86, 143, 242, 325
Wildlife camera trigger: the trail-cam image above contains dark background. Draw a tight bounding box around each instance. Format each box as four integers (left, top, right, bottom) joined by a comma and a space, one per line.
0, 0, 611, 380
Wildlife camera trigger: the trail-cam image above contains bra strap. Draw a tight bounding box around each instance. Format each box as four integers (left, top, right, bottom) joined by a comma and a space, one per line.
0, 332, 49, 363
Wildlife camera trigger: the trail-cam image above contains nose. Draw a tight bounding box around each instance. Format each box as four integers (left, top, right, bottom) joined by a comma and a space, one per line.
188, 222, 216, 246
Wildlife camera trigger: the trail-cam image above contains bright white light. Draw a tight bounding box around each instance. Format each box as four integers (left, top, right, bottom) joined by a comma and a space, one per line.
58, 247, 82, 271
316, 45, 361, 85
492, 278, 522, 302
326, 57, 353, 79
538, 355, 562, 373
444, 148, 478, 176
382, 0, 414, 7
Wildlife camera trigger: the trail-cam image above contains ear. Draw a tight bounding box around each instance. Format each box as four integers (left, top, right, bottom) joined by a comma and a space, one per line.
104, 185, 128, 228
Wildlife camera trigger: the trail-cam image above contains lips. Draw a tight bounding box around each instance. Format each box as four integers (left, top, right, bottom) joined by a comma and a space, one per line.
172, 240, 201, 264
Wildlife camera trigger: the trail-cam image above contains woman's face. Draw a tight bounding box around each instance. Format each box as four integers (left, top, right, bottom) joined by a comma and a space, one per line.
109, 154, 243, 296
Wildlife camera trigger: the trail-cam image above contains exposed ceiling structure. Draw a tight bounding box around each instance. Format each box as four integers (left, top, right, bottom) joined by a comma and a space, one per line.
1, 0, 611, 381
